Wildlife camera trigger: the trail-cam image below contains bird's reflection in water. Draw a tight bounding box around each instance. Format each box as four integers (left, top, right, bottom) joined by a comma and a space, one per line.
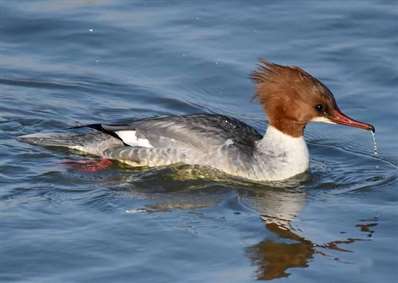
237, 185, 314, 280
246, 225, 314, 280
238, 180, 378, 280
97, 164, 378, 281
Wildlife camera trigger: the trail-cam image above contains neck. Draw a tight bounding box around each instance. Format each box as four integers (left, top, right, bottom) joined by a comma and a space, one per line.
270, 119, 305, 138
256, 125, 310, 180
259, 125, 306, 146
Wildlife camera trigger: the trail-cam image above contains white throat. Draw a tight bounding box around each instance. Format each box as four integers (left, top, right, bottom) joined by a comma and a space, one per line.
256, 125, 310, 180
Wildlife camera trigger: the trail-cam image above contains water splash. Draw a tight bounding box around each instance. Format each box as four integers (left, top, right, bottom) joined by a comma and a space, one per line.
370, 131, 378, 156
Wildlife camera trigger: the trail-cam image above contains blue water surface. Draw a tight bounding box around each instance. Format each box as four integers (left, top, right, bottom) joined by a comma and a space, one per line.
0, 1, 397, 282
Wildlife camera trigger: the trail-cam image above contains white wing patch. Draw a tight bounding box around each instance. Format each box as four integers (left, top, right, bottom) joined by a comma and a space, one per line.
115, 130, 153, 148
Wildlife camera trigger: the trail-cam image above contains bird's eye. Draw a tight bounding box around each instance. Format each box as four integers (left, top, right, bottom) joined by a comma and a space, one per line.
314, 104, 324, 113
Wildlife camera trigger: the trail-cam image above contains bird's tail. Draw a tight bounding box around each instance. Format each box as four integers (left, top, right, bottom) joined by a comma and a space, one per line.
18, 130, 124, 156
18, 132, 82, 148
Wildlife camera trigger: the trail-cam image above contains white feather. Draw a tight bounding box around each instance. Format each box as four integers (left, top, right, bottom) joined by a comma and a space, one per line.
256, 126, 309, 181
115, 130, 153, 148
224, 138, 234, 146
311, 116, 336, 124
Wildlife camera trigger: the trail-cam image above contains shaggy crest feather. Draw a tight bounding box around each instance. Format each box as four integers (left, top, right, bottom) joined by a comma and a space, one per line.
250, 59, 333, 106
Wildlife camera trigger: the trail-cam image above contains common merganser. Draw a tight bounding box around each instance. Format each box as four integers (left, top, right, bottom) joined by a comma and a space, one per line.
19, 60, 375, 181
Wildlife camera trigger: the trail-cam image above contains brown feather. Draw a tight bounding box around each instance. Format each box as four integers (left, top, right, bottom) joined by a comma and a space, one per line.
250, 59, 337, 137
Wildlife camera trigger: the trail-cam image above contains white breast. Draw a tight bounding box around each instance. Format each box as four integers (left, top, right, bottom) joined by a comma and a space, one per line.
256, 126, 309, 181
115, 130, 153, 148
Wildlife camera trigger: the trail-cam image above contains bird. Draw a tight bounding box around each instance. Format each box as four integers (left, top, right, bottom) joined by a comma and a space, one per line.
19, 60, 374, 182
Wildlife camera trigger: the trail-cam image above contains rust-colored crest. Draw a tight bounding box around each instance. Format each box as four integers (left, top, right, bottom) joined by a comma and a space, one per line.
250, 59, 331, 103
250, 59, 335, 137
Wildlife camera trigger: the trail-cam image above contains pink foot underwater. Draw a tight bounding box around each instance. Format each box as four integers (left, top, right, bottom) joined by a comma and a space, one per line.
62, 159, 113, 173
